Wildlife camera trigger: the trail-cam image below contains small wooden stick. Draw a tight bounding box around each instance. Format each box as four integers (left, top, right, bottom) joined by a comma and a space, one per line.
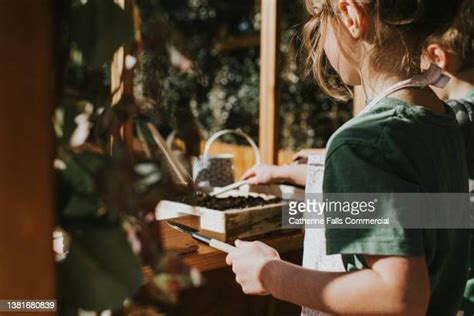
210, 180, 249, 197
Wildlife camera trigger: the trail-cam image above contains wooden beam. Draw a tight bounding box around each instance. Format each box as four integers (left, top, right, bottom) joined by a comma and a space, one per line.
111, 46, 126, 105
112, 0, 134, 159
213, 34, 260, 54
259, 0, 280, 164
0, 0, 55, 300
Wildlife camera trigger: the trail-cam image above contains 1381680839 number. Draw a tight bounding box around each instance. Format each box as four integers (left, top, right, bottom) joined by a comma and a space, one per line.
0, 300, 56, 312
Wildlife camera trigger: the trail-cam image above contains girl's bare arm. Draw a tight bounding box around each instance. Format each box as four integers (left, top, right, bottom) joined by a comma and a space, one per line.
227, 241, 430, 315
262, 255, 430, 315
241, 164, 308, 187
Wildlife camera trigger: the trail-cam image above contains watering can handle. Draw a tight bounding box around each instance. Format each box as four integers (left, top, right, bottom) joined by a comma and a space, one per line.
203, 129, 261, 164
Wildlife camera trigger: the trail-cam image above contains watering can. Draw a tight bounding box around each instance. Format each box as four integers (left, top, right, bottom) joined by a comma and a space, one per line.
193, 129, 260, 188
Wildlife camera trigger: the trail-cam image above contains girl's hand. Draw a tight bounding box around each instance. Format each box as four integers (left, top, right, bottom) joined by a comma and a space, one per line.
291, 148, 325, 164
225, 240, 281, 295
242, 164, 308, 187
291, 149, 311, 164
241, 164, 280, 185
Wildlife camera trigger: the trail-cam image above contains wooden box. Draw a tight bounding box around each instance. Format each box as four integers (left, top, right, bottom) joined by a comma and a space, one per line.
155, 191, 286, 242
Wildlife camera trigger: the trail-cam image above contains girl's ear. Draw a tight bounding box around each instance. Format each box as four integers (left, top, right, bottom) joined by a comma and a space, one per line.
425, 44, 449, 70
337, 0, 366, 39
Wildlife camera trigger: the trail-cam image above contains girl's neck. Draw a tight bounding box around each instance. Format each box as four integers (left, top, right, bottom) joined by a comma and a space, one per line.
360, 72, 446, 114
445, 68, 474, 100
361, 75, 407, 100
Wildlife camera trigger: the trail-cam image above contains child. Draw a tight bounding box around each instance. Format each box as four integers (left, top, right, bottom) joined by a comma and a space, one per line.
422, 0, 474, 180
422, 1, 474, 313
227, 0, 468, 314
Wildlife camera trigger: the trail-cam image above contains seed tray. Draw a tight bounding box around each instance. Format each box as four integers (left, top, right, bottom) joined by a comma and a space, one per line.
156, 191, 286, 241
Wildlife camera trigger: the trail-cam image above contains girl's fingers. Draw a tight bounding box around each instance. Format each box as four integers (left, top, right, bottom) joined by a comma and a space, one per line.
291, 153, 302, 161
246, 177, 259, 185
241, 168, 256, 180
235, 239, 251, 248
292, 151, 309, 162
225, 252, 234, 265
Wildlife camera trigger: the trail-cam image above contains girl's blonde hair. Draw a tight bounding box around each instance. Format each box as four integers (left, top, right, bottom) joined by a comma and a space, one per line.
303, 0, 463, 100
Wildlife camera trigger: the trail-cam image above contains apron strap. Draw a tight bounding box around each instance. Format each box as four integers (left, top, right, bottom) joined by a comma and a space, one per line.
363, 64, 449, 114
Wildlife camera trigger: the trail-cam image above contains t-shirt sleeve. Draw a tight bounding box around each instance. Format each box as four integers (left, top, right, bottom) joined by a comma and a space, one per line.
323, 141, 424, 256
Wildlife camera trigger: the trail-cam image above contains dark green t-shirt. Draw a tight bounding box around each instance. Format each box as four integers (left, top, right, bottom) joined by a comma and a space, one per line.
323, 97, 470, 315
447, 89, 474, 314
447, 89, 474, 179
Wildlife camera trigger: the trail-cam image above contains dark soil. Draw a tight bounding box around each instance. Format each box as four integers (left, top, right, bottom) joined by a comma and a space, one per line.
173, 194, 282, 211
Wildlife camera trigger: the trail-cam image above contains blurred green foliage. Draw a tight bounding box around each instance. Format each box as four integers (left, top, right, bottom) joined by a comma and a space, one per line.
70, 0, 134, 68
58, 227, 142, 311
56, 0, 201, 313
136, 0, 352, 150
55, 0, 143, 313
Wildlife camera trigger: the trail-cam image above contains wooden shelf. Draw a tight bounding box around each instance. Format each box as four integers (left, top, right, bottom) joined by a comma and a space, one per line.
213, 34, 260, 54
